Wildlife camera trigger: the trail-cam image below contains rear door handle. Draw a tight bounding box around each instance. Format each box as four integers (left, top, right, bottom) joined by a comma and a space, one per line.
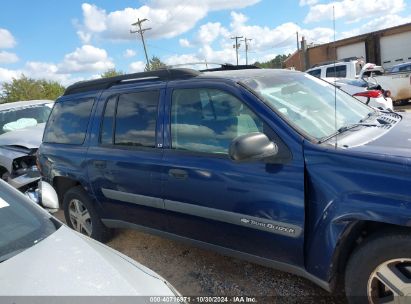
168, 169, 188, 180
93, 160, 107, 169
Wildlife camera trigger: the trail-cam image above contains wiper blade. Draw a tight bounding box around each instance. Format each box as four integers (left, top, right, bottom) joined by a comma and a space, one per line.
338, 123, 378, 132
318, 123, 378, 143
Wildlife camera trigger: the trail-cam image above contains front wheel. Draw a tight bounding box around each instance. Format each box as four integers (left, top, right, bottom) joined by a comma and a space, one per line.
345, 232, 411, 304
63, 186, 111, 242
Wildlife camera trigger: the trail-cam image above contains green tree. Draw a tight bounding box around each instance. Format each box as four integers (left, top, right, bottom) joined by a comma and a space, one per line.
100, 68, 124, 78
0, 75, 65, 103
145, 56, 167, 71
254, 54, 290, 69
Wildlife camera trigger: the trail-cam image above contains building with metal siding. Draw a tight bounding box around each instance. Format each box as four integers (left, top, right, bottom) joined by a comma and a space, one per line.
284, 22, 411, 71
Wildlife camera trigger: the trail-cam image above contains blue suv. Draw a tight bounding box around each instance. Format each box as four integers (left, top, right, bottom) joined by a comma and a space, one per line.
39, 67, 411, 303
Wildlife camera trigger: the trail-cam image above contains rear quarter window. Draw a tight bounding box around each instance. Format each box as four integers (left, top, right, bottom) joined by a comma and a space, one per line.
43, 98, 94, 144
326, 65, 347, 77
307, 69, 321, 78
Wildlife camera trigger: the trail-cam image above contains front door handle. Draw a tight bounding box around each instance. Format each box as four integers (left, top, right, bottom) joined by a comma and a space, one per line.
93, 160, 107, 169
168, 169, 188, 180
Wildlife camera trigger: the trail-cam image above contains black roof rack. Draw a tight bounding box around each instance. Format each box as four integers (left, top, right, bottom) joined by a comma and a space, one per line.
165, 62, 260, 72
63, 68, 200, 96
200, 64, 261, 72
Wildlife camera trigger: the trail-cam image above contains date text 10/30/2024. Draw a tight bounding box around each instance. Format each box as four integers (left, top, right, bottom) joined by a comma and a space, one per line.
149, 296, 258, 303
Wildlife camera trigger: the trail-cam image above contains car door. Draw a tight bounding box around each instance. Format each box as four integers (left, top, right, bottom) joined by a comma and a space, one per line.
161, 81, 306, 266
87, 84, 168, 231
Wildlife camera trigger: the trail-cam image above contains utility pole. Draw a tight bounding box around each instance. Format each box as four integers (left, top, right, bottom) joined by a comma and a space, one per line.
231, 36, 243, 66
130, 18, 151, 67
241, 37, 252, 65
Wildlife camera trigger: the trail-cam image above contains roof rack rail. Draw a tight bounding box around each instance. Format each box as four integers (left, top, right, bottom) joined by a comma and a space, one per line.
200, 64, 260, 72
165, 62, 261, 72
63, 68, 200, 96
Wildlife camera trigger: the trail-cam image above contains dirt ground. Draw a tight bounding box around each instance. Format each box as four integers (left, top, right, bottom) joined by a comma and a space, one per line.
55, 211, 345, 303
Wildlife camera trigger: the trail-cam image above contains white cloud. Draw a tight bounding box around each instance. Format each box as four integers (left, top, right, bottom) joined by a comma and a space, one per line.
0, 44, 115, 88
76, 1, 260, 42
229, 12, 334, 53
0, 51, 19, 64
164, 53, 202, 66
0, 67, 20, 83
82, 3, 107, 32
179, 38, 192, 48
129, 61, 146, 72
299, 0, 318, 6
0, 64, 79, 88
164, 11, 335, 67
341, 14, 411, 38
304, 0, 405, 23
0, 28, 16, 49
123, 48, 136, 58
198, 22, 229, 44
23, 61, 78, 86
58, 45, 114, 73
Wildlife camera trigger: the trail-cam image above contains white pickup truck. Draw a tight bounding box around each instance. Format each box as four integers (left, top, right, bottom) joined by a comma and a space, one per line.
306, 59, 411, 105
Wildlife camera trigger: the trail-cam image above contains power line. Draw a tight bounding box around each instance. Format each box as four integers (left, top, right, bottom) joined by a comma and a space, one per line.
130, 18, 152, 67
231, 36, 243, 66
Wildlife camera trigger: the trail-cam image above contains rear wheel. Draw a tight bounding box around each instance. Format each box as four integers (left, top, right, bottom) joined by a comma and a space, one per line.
345, 232, 411, 304
63, 186, 111, 242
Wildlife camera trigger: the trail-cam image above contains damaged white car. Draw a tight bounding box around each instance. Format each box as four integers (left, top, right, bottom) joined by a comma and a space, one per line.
0, 100, 58, 212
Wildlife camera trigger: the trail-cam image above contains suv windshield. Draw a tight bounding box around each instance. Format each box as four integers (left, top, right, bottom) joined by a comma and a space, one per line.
0, 182, 59, 263
0, 104, 53, 135
242, 72, 373, 140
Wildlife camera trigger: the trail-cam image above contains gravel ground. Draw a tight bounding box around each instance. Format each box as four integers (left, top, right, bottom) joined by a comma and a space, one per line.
55, 211, 346, 303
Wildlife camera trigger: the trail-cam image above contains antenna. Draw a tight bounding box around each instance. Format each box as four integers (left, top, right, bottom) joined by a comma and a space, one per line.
333, 5, 337, 149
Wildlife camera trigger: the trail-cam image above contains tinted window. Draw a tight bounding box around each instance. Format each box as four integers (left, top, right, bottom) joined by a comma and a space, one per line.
114, 91, 159, 147
307, 69, 321, 78
326, 65, 346, 77
171, 88, 263, 154
100, 96, 117, 144
44, 99, 94, 144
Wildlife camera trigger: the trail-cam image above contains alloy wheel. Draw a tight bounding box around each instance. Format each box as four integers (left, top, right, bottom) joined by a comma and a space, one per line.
368, 258, 411, 303
68, 199, 92, 236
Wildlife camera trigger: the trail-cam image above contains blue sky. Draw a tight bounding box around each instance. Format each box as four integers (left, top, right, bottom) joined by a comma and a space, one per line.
0, 0, 410, 86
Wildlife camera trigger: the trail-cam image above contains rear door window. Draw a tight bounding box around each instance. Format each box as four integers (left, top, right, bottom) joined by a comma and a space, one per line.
113, 91, 159, 148
44, 98, 94, 144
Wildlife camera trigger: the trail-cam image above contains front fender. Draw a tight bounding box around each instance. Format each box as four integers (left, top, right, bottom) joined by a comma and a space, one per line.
305, 192, 411, 282
303, 141, 411, 283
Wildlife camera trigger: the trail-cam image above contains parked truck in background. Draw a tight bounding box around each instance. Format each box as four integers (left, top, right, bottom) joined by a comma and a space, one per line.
306, 58, 411, 106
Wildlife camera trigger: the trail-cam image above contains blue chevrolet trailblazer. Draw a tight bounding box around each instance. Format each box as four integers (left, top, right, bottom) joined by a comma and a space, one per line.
38, 67, 411, 303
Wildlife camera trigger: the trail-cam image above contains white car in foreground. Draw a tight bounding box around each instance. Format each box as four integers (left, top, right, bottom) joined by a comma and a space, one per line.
0, 180, 181, 300
324, 78, 393, 110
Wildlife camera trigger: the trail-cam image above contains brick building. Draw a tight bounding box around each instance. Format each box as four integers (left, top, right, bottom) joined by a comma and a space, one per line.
284, 22, 411, 71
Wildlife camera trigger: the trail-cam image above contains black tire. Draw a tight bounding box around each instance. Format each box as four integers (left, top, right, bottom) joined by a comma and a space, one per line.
63, 186, 111, 242
345, 231, 411, 304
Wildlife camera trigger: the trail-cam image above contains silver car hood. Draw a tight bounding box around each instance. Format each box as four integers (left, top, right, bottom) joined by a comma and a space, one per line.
0, 226, 174, 296
0, 123, 45, 149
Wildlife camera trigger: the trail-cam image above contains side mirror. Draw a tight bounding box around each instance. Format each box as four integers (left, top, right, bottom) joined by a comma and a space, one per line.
40, 181, 59, 213
229, 132, 278, 162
